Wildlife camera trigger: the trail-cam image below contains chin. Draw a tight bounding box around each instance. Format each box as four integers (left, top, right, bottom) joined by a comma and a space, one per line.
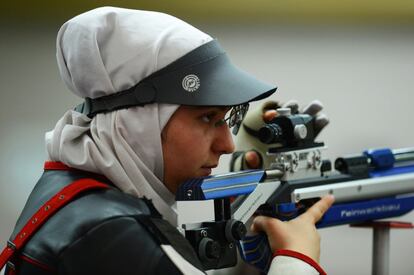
199, 167, 212, 177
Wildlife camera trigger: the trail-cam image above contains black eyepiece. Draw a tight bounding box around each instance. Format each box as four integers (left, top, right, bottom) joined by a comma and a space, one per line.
259, 124, 283, 144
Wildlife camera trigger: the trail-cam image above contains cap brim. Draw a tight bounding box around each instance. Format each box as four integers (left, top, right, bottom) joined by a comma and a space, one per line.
80, 40, 277, 118
152, 40, 277, 106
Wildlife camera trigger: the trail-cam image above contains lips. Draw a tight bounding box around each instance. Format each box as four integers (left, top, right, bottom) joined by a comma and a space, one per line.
200, 164, 217, 176
202, 164, 218, 169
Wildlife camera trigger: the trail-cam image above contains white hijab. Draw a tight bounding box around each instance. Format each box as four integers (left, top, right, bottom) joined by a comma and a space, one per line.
46, 7, 213, 225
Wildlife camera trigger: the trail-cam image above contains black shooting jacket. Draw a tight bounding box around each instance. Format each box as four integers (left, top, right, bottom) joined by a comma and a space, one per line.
5, 163, 204, 275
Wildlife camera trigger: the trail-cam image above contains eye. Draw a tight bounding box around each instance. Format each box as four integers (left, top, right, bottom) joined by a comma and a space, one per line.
200, 112, 216, 124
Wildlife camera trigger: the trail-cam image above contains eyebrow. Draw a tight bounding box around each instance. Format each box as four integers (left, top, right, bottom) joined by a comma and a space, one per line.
183, 105, 231, 113
186, 106, 231, 113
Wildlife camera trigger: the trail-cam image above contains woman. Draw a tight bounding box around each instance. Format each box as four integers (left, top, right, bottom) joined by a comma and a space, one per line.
1, 7, 333, 275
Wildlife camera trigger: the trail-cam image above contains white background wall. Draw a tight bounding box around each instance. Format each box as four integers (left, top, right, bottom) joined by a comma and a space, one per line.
1, 23, 413, 274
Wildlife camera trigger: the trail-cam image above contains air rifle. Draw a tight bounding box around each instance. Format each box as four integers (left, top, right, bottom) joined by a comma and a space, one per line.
174, 107, 414, 270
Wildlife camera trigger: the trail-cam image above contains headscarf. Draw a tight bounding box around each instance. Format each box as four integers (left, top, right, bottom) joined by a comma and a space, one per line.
46, 6, 213, 225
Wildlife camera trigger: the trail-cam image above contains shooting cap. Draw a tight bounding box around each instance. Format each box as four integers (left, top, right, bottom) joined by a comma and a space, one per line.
56, 6, 277, 117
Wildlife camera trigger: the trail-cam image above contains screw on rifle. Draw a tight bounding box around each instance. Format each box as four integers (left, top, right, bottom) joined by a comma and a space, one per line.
201, 230, 208, 237
187, 190, 193, 198
229, 243, 234, 249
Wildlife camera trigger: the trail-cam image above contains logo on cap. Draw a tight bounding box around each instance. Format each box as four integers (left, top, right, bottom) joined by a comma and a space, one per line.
182, 74, 200, 92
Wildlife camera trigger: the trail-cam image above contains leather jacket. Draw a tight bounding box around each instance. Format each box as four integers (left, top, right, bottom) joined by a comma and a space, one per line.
6, 163, 204, 275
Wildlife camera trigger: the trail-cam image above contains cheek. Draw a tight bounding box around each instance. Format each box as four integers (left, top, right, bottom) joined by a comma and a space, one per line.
166, 130, 208, 167
162, 123, 212, 188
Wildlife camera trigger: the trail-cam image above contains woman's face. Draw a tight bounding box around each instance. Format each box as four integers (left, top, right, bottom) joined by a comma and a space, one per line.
161, 106, 235, 193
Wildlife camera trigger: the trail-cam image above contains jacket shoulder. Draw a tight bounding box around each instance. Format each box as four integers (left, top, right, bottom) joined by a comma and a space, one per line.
12, 169, 155, 272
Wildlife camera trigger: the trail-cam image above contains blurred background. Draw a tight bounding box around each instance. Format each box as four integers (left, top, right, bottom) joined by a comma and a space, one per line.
1, 1, 414, 274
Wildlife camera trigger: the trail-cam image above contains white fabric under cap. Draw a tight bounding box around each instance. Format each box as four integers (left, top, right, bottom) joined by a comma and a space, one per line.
46, 6, 213, 225
56, 6, 212, 98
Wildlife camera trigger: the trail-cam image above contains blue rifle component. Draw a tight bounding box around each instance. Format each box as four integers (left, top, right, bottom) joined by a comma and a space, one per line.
362, 148, 414, 177
239, 234, 271, 272
275, 196, 414, 227
277, 203, 298, 215
176, 170, 265, 201
364, 148, 395, 170
317, 195, 414, 228
369, 165, 414, 178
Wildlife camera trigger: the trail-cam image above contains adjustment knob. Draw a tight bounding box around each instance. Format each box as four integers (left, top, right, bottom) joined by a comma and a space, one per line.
199, 238, 220, 260
225, 219, 247, 242
294, 124, 307, 139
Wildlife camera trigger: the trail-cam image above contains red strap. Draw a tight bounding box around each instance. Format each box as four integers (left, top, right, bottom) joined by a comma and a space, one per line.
0, 178, 109, 271
44, 161, 72, 170
273, 249, 327, 275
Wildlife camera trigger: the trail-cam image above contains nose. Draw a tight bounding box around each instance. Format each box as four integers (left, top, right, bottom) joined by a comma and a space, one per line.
212, 125, 235, 155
